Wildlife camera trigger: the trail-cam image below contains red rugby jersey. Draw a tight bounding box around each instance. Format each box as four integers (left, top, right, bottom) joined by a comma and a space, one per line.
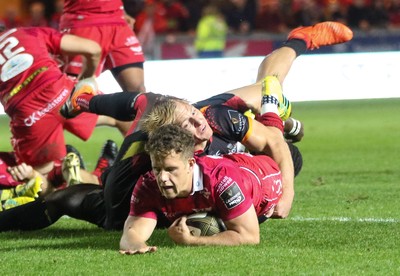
129, 152, 282, 223
0, 27, 63, 113
60, 0, 126, 29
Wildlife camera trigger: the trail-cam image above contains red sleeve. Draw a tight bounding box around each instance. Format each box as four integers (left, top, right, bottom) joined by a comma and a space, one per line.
129, 174, 159, 220
255, 112, 284, 133
212, 166, 253, 221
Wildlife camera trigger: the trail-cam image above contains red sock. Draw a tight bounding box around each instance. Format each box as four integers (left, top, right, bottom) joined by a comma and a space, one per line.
92, 158, 108, 183
255, 113, 284, 133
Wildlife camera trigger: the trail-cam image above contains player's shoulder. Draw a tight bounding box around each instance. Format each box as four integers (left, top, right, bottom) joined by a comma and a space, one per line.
132, 171, 162, 198
196, 154, 238, 176
202, 104, 248, 129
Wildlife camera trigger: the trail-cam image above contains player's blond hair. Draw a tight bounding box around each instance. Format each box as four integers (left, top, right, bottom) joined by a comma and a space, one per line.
142, 97, 190, 136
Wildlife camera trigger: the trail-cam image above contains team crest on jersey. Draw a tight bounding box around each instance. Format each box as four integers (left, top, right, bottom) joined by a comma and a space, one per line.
219, 182, 245, 209
227, 110, 245, 133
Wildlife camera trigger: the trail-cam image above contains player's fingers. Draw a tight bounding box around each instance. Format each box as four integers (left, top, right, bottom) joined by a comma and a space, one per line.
8, 168, 17, 180
119, 249, 139, 255
8, 167, 22, 180
266, 207, 275, 218
12, 164, 22, 173
136, 246, 157, 254
19, 162, 27, 170
119, 245, 157, 255
147, 246, 157, 253
15, 164, 26, 176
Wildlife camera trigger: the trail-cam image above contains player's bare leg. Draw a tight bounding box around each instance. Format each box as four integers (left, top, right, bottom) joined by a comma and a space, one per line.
96, 115, 132, 136
224, 47, 297, 113
112, 66, 146, 93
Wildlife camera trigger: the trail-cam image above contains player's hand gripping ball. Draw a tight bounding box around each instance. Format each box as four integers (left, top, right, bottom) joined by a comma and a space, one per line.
186, 213, 226, 236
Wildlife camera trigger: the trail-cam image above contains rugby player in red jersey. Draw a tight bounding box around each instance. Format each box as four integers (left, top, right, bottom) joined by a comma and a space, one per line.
0, 26, 103, 193
120, 124, 283, 253
60, 0, 146, 93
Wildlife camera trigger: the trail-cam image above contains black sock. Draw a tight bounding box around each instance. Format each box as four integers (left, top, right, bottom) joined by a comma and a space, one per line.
0, 199, 53, 231
282, 39, 307, 57
89, 92, 139, 121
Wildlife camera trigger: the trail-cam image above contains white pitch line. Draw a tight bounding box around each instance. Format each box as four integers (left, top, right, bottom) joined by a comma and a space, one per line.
289, 216, 399, 223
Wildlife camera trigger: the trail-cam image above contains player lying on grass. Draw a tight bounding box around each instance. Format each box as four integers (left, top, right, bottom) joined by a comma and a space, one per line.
119, 124, 284, 253
60, 21, 352, 225
0, 146, 110, 211
0, 82, 300, 231
0, 139, 118, 198
0, 21, 352, 232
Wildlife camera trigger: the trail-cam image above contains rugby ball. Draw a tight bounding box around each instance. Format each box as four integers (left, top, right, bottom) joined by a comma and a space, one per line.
186, 212, 226, 236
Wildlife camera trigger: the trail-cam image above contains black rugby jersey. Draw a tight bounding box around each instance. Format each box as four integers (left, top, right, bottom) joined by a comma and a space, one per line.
200, 105, 251, 156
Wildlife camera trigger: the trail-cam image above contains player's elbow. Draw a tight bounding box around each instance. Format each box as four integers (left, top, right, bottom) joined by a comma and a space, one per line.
273, 213, 287, 219
238, 231, 260, 245
244, 234, 260, 245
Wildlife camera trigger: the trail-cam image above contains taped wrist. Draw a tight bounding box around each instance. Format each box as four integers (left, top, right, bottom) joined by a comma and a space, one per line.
288, 118, 302, 136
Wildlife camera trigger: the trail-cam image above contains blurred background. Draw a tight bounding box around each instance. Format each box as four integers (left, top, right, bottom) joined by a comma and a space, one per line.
1, 0, 400, 59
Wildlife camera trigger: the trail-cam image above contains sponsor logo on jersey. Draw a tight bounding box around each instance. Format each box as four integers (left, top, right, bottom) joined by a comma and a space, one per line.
219, 182, 245, 209
23, 88, 69, 126
3, 67, 48, 103
1, 54, 34, 82
227, 110, 245, 133
216, 175, 233, 194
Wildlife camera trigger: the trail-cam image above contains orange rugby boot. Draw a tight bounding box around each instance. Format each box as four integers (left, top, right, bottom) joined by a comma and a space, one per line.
60, 77, 98, 118
287, 21, 353, 50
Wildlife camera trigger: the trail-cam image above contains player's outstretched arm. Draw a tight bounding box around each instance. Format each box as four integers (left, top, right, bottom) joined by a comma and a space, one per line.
168, 207, 260, 246
119, 215, 158, 255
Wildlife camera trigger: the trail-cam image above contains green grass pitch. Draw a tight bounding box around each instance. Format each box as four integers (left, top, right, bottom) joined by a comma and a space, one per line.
0, 98, 399, 275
